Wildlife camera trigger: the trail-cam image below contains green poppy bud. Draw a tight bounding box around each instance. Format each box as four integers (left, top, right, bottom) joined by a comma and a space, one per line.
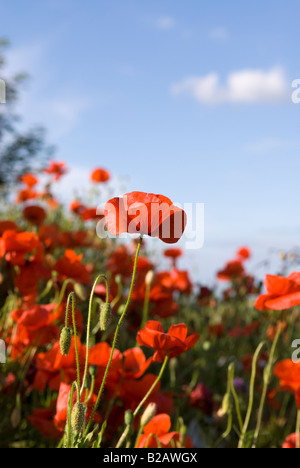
140, 403, 157, 428
89, 365, 97, 377
71, 402, 85, 435
100, 303, 111, 331
59, 327, 72, 356
124, 410, 133, 426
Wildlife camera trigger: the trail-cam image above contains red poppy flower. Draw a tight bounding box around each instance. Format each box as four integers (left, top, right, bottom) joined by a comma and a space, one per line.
18, 173, 39, 187
33, 337, 86, 391
164, 248, 182, 267
104, 192, 187, 244
44, 160, 68, 181
255, 272, 300, 311
236, 246, 251, 260
28, 407, 62, 440
53, 249, 91, 285
120, 374, 161, 410
137, 321, 199, 362
54, 382, 101, 432
0, 221, 18, 236
15, 262, 50, 304
119, 347, 153, 379
0, 230, 44, 266
16, 188, 39, 203
198, 286, 214, 307
23, 205, 47, 226
137, 414, 181, 448
91, 167, 110, 183
70, 200, 86, 215
217, 260, 245, 281
79, 207, 104, 222
188, 383, 213, 416
282, 434, 299, 449
10, 304, 60, 360
164, 248, 182, 259
274, 360, 300, 394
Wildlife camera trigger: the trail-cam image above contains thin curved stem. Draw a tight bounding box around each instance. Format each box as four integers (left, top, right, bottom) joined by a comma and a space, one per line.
141, 273, 153, 329
65, 292, 81, 399
54, 279, 76, 313
133, 355, 168, 418
296, 410, 300, 449
238, 341, 266, 448
84, 236, 143, 435
65, 382, 77, 448
116, 355, 169, 448
80, 274, 109, 395
252, 322, 283, 448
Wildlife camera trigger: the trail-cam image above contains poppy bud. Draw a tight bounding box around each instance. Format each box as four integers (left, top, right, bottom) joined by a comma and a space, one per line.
60, 327, 72, 356
84, 375, 91, 389
71, 402, 85, 435
11, 407, 21, 428
115, 274, 122, 285
100, 303, 111, 331
145, 270, 154, 287
124, 410, 133, 426
140, 403, 157, 428
74, 283, 86, 301
221, 393, 230, 415
117, 304, 125, 316
89, 365, 97, 377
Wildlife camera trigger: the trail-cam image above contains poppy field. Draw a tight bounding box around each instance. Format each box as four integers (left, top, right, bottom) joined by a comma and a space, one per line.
1, 161, 300, 449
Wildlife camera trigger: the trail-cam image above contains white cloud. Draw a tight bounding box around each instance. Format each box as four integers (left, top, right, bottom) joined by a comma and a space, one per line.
171, 67, 290, 104
155, 16, 176, 30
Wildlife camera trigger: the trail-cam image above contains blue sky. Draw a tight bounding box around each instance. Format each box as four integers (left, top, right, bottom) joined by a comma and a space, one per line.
2, 0, 300, 284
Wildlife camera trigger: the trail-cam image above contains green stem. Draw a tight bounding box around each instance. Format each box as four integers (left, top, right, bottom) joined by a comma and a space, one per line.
80, 274, 109, 395
230, 380, 243, 434
296, 409, 300, 449
140, 273, 153, 329
65, 382, 77, 448
252, 322, 283, 448
84, 236, 143, 435
116, 355, 169, 448
83, 375, 95, 405
65, 292, 81, 399
54, 279, 76, 313
238, 341, 266, 448
133, 355, 169, 418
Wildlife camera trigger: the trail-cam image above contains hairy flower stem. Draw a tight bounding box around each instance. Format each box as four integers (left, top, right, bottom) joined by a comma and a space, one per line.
252, 322, 283, 448
116, 355, 169, 448
140, 274, 153, 330
238, 341, 266, 448
296, 410, 300, 449
65, 382, 78, 448
80, 274, 109, 395
84, 236, 143, 436
54, 279, 76, 313
65, 292, 81, 398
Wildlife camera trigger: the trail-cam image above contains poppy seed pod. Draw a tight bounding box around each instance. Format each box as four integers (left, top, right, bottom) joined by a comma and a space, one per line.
100, 303, 111, 331
89, 364, 97, 377
124, 410, 133, 426
140, 402, 157, 428
59, 327, 72, 356
71, 402, 85, 435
